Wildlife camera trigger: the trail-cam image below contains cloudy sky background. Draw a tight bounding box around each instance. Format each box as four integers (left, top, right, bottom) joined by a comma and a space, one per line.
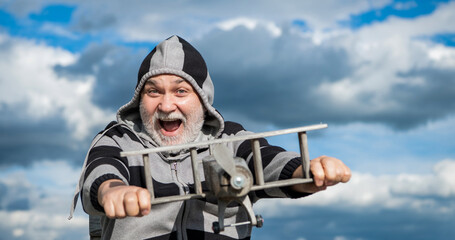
0, 0, 454, 239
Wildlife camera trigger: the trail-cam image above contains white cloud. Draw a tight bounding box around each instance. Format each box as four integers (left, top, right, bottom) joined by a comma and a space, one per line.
197, 13, 455, 129
5, 0, 449, 45
11, 0, 389, 42
217, 18, 258, 31
217, 18, 282, 37
0, 160, 88, 240
0, 33, 114, 140
393, 1, 418, 10
255, 159, 455, 217
0, 210, 87, 240
40, 23, 79, 39
116, 13, 166, 42
6, 0, 455, 122
307, 2, 455, 118
427, 44, 455, 67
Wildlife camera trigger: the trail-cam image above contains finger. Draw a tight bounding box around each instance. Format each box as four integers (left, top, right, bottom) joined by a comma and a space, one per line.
123, 191, 140, 217
331, 159, 351, 184
320, 157, 339, 186
137, 188, 151, 216
300, 182, 327, 193
310, 159, 325, 187
341, 164, 352, 183
103, 199, 116, 219
115, 202, 127, 218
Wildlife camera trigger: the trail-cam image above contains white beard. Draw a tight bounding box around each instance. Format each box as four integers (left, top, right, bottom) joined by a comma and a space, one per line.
139, 101, 205, 150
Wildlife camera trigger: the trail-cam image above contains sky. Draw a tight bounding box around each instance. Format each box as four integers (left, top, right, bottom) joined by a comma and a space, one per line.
0, 0, 454, 239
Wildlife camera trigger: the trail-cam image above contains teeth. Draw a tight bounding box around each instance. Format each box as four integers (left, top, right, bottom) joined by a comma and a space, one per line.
161, 119, 179, 121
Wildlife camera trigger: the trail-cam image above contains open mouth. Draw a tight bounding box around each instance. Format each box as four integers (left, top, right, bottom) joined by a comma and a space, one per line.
159, 119, 182, 133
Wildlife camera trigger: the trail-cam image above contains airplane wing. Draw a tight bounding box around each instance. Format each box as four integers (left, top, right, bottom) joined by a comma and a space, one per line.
120, 123, 327, 233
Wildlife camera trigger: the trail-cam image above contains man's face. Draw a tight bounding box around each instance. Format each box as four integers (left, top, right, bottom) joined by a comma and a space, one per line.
140, 74, 205, 146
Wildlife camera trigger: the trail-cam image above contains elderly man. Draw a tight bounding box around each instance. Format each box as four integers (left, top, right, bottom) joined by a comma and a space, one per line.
74, 35, 351, 239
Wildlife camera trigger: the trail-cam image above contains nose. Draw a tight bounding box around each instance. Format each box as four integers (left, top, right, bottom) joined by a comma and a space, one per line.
158, 94, 177, 113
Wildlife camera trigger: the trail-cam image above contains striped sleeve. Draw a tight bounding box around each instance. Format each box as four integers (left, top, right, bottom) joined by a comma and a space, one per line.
81, 132, 130, 215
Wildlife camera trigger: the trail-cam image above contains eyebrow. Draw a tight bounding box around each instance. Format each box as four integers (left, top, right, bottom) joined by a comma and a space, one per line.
174, 78, 185, 84
145, 78, 186, 85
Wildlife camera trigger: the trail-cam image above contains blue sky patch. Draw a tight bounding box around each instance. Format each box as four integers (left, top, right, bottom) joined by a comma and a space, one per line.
342, 0, 450, 29
292, 19, 312, 32
430, 33, 455, 47
0, 4, 85, 52
28, 4, 76, 24
0, 9, 17, 29
0, 4, 157, 53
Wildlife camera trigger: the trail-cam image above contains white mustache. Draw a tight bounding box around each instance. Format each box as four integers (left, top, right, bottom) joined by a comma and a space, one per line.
153, 111, 187, 124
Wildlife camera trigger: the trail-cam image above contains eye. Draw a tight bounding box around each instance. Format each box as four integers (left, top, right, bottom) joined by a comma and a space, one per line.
144, 88, 160, 96
176, 88, 188, 96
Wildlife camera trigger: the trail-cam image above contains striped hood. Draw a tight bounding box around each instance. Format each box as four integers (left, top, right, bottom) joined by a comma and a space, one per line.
116, 35, 224, 143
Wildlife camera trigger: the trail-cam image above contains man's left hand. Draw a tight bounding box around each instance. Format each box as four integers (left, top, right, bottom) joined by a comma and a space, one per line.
291, 156, 351, 193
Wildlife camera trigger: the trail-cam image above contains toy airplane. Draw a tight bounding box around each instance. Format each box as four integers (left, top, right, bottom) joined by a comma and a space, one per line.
120, 123, 327, 233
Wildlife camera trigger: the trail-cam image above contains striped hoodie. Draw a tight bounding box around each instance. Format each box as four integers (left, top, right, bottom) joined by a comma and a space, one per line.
74, 36, 307, 240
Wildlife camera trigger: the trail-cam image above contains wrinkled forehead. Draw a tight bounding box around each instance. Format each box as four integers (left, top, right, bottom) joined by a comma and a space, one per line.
142, 74, 192, 89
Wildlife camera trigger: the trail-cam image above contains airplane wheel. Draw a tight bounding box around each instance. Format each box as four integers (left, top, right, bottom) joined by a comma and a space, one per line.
256, 215, 264, 228
212, 222, 221, 234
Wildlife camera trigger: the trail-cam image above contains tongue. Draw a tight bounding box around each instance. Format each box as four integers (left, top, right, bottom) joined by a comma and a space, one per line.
161, 120, 181, 132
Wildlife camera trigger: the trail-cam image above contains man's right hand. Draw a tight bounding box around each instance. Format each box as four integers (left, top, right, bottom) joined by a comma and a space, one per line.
98, 179, 151, 219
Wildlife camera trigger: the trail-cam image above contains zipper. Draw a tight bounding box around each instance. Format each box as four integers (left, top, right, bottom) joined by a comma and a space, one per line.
170, 161, 190, 240
171, 161, 190, 194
